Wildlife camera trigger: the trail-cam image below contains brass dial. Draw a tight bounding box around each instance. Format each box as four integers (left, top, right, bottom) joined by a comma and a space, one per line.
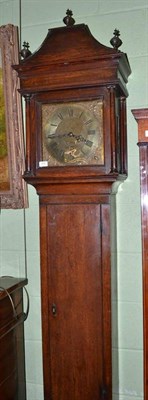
42, 100, 104, 166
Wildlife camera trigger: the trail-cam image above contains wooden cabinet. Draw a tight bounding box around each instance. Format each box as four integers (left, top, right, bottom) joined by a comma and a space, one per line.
132, 109, 148, 400
0, 277, 28, 400
14, 10, 131, 399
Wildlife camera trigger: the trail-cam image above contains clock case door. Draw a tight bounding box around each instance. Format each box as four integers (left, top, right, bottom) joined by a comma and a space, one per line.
40, 198, 113, 400
13, 17, 131, 400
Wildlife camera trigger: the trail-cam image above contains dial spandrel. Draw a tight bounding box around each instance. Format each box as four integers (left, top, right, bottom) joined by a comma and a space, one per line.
41, 100, 104, 166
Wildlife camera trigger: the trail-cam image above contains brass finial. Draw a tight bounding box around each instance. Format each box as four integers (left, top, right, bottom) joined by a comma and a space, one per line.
110, 29, 122, 50
20, 41, 32, 59
63, 9, 75, 26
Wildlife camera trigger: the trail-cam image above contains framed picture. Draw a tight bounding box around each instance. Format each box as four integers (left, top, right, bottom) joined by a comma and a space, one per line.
0, 24, 28, 209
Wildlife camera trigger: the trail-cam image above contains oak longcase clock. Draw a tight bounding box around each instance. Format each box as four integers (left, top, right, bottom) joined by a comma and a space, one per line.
14, 10, 131, 400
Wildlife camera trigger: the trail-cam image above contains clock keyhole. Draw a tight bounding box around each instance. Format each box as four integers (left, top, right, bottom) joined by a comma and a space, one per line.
52, 303, 57, 316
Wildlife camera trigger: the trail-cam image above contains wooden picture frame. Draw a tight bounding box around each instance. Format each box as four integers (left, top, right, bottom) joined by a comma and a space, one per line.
0, 24, 28, 209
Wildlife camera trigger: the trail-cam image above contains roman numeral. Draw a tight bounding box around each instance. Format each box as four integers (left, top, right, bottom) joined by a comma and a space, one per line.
85, 139, 93, 147
79, 111, 84, 119
68, 108, 74, 117
85, 119, 92, 125
88, 129, 95, 135
58, 113, 64, 120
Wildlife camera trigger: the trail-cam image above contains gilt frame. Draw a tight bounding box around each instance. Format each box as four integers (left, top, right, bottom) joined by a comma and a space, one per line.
0, 24, 27, 209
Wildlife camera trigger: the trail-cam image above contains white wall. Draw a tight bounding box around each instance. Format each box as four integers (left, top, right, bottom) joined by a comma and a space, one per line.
0, 1, 148, 399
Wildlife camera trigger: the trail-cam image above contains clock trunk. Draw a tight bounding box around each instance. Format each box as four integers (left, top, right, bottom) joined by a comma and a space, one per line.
40, 200, 112, 400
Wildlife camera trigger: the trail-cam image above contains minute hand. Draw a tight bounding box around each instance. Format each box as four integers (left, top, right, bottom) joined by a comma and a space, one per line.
48, 132, 80, 139
47, 133, 71, 139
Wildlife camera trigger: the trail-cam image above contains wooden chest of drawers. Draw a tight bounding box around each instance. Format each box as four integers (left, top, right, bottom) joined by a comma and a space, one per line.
0, 277, 28, 400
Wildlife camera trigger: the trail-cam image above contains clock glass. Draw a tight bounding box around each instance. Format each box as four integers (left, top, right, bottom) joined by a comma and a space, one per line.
41, 99, 104, 166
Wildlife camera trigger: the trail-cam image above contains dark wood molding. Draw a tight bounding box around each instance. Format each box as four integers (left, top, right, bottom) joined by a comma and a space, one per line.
132, 108, 148, 400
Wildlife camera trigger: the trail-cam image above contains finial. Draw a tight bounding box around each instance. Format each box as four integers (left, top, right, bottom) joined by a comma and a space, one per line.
63, 9, 75, 26
20, 41, 32, 59
110, 29, 122, 50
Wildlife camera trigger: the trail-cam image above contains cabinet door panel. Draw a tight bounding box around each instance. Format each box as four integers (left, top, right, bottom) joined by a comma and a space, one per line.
47, 204, 103, 400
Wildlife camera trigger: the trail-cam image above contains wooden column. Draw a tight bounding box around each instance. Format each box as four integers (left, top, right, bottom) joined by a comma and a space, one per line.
132, 108, 148, 400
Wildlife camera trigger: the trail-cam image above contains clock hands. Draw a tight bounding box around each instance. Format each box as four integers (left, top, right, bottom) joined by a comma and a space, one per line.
48, 132, 72, 139
67, 132, 93, 147
48, 132, 93, 147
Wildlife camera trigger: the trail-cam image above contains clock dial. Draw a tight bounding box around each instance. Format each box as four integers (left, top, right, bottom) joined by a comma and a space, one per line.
42, 100, 104, 166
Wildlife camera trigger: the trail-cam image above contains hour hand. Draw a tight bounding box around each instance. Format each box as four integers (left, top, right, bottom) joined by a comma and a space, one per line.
67, 133, 93, 147
75, 135, 93, 147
